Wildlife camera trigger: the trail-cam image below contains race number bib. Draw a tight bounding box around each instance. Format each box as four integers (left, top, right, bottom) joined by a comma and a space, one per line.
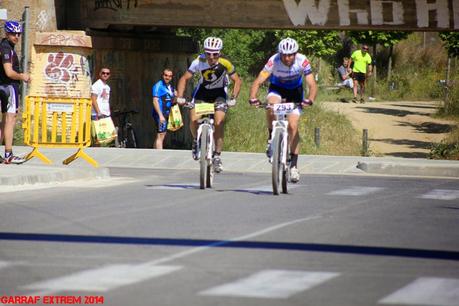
194, 103, 215, 115
273, 103, 295, 114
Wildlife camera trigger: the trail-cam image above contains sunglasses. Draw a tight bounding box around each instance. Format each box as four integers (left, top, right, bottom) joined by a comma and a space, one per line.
101, 72, 110, 75
362, 48, 369, 51
205, 52, 220, 57
8, 33, 21, 37
163, 74, 173, 77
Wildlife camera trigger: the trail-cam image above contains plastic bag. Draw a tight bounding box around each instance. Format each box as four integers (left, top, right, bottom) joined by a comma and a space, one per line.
167, 104, 183, 131
91, 116, 117, 145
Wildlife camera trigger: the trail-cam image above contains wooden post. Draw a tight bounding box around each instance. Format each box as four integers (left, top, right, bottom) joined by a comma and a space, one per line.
362, 129, 369, 156
314, 127, 320, 148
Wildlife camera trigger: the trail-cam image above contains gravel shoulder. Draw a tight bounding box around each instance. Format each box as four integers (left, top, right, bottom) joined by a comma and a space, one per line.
321, 100, 457, 158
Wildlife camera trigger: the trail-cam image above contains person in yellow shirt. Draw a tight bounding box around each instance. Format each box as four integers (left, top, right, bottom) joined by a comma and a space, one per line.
349, 44, 372, 103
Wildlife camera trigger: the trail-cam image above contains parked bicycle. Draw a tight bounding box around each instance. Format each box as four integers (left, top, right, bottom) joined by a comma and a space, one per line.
112, 109, 138, 148
263, 101, 301, 195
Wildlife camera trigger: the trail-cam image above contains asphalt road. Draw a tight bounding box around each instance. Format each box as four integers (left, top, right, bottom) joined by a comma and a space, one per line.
1, 168, 458, 306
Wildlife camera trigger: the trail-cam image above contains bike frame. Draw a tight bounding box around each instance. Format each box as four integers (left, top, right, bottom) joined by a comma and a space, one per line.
194, 102, 216, 189
267, 102, 298, 195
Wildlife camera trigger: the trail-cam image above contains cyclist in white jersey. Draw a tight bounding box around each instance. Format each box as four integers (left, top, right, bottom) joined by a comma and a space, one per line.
249, 38, 317, 183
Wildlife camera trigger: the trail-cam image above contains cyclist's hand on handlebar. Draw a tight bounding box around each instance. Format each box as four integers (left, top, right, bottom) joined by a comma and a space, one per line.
176, 97, 187, 105
301, 99, 314, 107
249, 98, 261, 107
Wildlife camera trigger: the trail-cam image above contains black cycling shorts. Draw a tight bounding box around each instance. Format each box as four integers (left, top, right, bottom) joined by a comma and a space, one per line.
268, 84, 303, 103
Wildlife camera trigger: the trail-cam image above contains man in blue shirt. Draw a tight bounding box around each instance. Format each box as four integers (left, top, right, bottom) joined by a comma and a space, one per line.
152, 68, 176, 149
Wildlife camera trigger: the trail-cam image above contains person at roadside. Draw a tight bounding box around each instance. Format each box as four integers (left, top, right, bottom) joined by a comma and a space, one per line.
91, 67, 111, 120
337, 57, 353, 89
152, 68, 176, 149
0, 21, 30, 164
248, 37, 317, 183
350, 44, 372, 103
176, 36, 241, 173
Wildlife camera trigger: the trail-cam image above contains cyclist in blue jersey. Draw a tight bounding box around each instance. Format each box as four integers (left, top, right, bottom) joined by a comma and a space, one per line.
249, 38, 317, 183
152, 68, 176, 149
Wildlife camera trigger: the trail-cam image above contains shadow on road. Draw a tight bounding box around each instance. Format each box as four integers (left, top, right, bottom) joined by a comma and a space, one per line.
357, 106, 430, 117
1, 232, 458, 261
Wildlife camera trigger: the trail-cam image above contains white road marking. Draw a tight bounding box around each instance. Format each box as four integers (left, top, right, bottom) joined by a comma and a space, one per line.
200, 270, 339, 298
145, 183, 197, 190
419, 189, 459, 200
0, 260, 13, 270
22, 264, 181, 292
379, 277, 459, 305
327, 186, 384, 196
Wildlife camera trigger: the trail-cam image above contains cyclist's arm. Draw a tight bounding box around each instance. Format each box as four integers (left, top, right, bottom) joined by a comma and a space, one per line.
249, 70, 271, 100
3, 62, 29, 82
229, 72, 242, 99
152, 97, 165, 121
177, 71, 193, 98
304, 73, 317, 102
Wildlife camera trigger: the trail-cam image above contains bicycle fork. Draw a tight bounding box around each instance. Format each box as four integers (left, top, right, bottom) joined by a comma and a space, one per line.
270, 120, 289, 168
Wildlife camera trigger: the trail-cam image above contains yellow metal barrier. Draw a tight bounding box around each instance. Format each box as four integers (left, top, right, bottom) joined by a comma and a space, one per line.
22, 96, 98, 167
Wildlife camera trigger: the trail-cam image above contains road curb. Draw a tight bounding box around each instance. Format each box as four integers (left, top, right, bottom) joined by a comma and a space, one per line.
357, 161, 459, 178
0, 165, 110, 186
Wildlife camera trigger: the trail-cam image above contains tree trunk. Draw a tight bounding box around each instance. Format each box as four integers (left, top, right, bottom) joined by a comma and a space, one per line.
387, 45, 393, 81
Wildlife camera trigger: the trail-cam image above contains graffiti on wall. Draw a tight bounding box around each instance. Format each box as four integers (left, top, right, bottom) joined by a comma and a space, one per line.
282, 0, 459, 29
41, 52, 91, 97
37, 33, 91, 48
94, 0, 138, 11
36, 10, 50, 32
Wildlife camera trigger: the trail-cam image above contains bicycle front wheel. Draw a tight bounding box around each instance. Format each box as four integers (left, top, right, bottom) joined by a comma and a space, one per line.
126, 127, 137, 148
271, 129, 283, 195
199, 125, 210, 189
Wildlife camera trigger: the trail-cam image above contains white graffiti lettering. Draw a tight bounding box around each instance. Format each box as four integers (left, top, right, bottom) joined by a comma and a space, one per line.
283, 0, 457, 29
283, 0, 331, 26
415, 0, 449, 28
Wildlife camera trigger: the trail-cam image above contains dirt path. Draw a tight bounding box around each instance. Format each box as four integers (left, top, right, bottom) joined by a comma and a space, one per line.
322, 100, 457, 158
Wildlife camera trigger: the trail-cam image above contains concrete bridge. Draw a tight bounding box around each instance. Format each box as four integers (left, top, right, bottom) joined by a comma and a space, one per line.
60, 0, 459, 31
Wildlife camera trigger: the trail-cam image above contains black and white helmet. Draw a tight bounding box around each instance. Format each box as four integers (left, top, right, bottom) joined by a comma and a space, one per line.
278, 38, 299, 55
203, 37, 223, 52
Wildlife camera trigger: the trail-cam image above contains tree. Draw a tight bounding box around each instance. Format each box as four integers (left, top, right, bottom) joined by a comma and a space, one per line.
438, 32, 459, 105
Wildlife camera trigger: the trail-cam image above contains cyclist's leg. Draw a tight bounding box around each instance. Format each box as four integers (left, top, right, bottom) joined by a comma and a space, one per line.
288, 111, 301, 183
213, 97, 227, 154
265, 90, 282, 157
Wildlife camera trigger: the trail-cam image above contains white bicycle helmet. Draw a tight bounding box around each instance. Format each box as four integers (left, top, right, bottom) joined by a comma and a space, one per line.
203, 37, 223, 52
278, 38, 299, 55
4, 21, 22, 33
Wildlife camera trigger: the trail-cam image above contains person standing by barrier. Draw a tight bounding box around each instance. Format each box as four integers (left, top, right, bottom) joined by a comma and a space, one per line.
91, 67, 111, 120
152, 68, 176, 149
350, 44, 372, 103
0, 21, 30, 164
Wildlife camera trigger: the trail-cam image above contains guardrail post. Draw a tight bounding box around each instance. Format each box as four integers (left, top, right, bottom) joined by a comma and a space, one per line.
361, 128, 369, 156
314, 127, 320, 148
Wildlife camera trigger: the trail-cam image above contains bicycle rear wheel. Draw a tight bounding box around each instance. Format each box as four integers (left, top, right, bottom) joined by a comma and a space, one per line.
126, 127, 137, 148
199, 125, 210, 189
271, 129, 283, 195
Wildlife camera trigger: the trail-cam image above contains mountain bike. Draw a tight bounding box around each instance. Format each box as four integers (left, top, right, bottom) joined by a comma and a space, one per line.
193, 102, 216, 189
112, 109, 138, 148
264, 102, 300, 195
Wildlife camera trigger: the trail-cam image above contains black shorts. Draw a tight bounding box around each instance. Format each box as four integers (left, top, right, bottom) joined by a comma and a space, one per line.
193, 86, 227, 103
0, 83, 19, 113
268, 84, 303, 103
352, 72, 366, 82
